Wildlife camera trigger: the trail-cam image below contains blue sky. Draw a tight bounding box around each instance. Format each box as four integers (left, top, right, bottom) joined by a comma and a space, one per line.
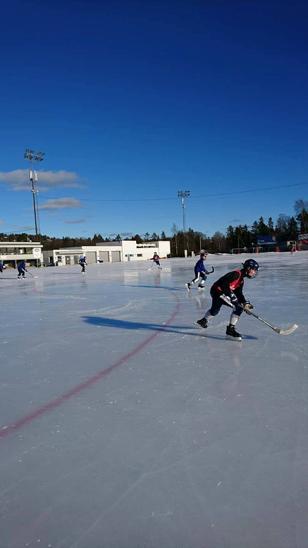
1, 0, 307, 238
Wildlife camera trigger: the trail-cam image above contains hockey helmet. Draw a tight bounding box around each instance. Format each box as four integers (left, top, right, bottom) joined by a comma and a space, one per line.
243, 258, 259, 276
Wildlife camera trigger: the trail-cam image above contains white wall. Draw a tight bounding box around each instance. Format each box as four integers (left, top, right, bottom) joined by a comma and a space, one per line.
0, 242, 43, 265
157, 241, 171, 257
136, 241, 170, 260
42, 241, 171, 265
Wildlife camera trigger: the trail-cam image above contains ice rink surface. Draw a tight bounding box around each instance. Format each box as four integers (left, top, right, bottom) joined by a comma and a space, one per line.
1, 252, 307, 548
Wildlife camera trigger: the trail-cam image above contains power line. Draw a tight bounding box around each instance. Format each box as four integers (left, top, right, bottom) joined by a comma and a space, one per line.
193, 181, 308, 200
45, 181, 308, 204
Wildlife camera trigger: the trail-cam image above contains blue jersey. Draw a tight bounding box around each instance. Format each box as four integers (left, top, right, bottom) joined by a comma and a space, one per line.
194, 258, 206, 274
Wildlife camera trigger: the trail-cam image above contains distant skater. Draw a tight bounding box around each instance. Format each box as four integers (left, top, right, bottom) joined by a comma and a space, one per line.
150, 253, 162, 269
79, 254, 87, 273
195, 259, 259, 340
290, 244, 296, 255
0, 260, 5, 273
186, 250, 214, 290
17, 260, 27, 278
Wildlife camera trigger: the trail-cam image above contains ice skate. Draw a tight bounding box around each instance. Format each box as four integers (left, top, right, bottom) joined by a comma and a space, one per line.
185, 282, 191, 291
226, 324, 242, 341
195, 317, 208, 329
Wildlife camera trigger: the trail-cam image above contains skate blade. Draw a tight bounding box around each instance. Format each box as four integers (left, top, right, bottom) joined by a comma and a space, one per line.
226, 334, 242, 341
195, 321, 207, 329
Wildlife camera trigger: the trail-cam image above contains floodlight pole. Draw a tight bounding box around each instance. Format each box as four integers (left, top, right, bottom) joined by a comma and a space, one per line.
178, 190, 190, 256
24, 149, 45, 237
178, 190, 190, 233
30, 170, 39, 236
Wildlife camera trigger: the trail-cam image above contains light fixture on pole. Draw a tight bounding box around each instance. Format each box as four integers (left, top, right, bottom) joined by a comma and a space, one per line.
24, 149, 45, 236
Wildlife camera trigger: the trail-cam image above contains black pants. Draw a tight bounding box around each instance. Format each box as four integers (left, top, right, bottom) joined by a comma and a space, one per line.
191, 271, 206, 285
209, 289, 243, 317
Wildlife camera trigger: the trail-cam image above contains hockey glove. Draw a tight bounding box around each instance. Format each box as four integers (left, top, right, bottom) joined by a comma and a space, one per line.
243, 302, 253, 312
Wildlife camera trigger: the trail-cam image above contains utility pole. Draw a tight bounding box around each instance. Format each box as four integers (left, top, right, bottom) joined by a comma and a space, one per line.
178, 190, 190, 256
24, 149, 45, 237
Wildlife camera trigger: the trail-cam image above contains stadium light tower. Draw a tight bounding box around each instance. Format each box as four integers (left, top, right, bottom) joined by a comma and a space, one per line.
24, 149, 45, 236
178, 190, 191, 256
177, 190, 190, 233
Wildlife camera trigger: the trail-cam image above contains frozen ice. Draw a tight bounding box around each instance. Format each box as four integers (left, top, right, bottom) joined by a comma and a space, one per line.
0, 252, 307, 547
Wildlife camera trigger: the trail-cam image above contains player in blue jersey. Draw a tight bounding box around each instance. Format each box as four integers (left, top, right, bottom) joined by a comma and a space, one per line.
17, 260, 27, 278
79, 254, 87, 273
186, 250, 214, 290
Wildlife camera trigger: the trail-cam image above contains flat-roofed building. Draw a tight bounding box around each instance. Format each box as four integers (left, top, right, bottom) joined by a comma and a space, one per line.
43, 240, 170, 266
0, 241, 43, 267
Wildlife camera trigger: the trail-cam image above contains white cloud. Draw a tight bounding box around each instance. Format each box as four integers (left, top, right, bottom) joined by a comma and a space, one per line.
9, 226, 35, 232
64, 219, 86, 224
0, 169, 84, 191
16, 226, 35, 232
39, 198, 82, 210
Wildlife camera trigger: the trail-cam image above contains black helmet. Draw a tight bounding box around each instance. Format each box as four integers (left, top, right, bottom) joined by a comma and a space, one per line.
243, 259, 259, 272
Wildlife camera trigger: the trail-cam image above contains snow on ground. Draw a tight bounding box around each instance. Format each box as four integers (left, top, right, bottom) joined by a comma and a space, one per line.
0, 252, 307, 548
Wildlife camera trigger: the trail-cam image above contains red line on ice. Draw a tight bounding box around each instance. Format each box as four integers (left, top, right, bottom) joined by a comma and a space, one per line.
0, 300, 181, 439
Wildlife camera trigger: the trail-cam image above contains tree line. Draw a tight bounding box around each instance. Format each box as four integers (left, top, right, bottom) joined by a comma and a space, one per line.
0, 199, 307, 256
170, 200, 307, 255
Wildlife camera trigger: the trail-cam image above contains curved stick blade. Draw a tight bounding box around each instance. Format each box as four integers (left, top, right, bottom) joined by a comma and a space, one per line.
276, 324, 298, 336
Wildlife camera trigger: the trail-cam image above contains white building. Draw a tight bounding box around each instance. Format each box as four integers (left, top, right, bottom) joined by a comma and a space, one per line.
0, 241, 43, 267
43, 240, 171, 266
